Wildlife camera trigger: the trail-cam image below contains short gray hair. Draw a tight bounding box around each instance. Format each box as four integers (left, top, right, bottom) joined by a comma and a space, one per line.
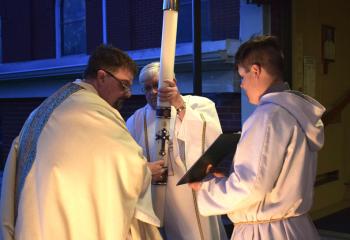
139, 61, 176, 84
139, 62, 160, 84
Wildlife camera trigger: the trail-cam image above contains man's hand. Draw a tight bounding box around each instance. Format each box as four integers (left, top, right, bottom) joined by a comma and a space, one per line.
158, 79, 184, 109
207, 164, 226, 178
189, 182, 202, 191
188, 164, 225, 191
188, 164, 211, 191
147, 160, 166, 182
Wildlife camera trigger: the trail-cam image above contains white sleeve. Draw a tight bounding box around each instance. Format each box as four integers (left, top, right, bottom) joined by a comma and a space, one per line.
177, 96, 222, 167
178, 96, 222, 143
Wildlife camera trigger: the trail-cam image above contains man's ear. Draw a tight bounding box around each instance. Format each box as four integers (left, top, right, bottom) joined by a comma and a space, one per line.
250, 64, 261, 78
96, 70, 106, 84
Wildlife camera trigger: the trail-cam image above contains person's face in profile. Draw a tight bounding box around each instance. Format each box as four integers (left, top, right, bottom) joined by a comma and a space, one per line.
97, 68, 134, 108
143, 76, 159, 110
238, 64, 262, 105
239, 65, 255, 104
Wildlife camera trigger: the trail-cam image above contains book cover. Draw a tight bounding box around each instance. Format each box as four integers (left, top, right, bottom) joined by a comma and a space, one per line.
177, 133, 240, 185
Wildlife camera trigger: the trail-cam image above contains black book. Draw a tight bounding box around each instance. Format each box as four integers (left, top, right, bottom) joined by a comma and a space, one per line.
177, 133, 241, 185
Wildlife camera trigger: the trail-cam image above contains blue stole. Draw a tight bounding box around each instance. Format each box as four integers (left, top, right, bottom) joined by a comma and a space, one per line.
15, 82, 83, 218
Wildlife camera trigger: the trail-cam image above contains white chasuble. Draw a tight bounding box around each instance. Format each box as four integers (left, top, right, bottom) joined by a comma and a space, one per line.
0, 80, 161, 240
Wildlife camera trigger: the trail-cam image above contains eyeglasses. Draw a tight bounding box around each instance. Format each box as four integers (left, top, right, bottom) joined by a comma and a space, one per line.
102, 69, 131, 92
141, 83, 159, 93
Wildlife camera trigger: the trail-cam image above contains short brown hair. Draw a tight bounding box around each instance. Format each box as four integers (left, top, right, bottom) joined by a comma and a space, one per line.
84, 44, 137, 79
235, 35, 284, 79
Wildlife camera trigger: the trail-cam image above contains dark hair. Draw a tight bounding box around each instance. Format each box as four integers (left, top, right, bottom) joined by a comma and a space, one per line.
84, 44, 137, 79
234, 35, 284, 79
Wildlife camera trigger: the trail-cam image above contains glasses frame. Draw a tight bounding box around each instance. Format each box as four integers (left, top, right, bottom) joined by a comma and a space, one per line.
141, 83, 159, 93
101, 69, 131, 92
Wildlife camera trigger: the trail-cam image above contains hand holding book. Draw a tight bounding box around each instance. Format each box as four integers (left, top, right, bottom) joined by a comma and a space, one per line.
177, 133, 240, 186
189, 163, 227, 191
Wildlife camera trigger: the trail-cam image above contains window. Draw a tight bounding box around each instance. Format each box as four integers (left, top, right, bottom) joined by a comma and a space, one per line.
0, 16, 2, 63
0, 116, 2, 170
177, 0, 211, 43
60, 0, 86, 56
102, 0, 107, 43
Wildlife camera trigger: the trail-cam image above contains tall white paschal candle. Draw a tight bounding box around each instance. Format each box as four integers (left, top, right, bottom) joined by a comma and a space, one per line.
151, 0, 178, 226
155, 0, 178, 172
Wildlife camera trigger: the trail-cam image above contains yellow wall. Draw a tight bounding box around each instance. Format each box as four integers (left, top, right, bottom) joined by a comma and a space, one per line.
292, 0, 350, 219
